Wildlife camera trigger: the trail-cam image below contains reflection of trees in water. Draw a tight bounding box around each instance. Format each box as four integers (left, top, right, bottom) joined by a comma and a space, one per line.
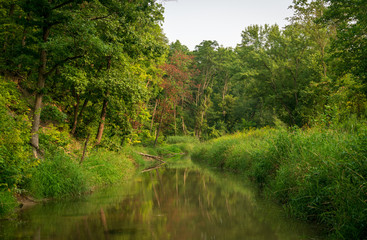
4, 167, 321, 240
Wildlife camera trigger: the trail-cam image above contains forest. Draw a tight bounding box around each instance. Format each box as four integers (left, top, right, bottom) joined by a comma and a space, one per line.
1, 0, 367, 239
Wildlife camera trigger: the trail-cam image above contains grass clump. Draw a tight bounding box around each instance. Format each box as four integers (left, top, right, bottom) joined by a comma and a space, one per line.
165, 135, 199, 144
28, 152, 88, 199
27, 147, 137, 199
164, 136, 200, 154
192, 127, 367, 239
0, 190, 18, 218
82, 149, 135, 186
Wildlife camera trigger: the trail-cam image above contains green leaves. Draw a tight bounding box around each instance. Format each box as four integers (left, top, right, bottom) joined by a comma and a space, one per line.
322, 0, 367, 82
0, 77, 32, 188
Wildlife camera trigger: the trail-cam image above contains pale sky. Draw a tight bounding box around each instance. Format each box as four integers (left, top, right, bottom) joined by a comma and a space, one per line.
162, 0, 294, 50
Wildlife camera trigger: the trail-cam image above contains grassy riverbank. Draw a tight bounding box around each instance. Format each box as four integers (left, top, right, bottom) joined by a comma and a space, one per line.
0, 147, 141, 217
0, 134, 194, 218
192, 127, 367, 239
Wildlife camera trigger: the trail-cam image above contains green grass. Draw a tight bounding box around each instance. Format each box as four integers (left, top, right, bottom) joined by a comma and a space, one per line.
163, 136, 200, 155
82, 149, 135, 186
165, 135, 199, 144
0, 190, 18, 218
28, 151, 89, 198
192, 127, 367, 239
27, 148, 137, 199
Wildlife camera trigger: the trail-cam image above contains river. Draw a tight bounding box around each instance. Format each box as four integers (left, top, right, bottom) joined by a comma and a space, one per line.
0, 159, 324, 240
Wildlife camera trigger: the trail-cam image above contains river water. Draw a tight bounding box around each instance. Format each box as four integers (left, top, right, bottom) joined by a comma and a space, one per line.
0, 160, 324, 240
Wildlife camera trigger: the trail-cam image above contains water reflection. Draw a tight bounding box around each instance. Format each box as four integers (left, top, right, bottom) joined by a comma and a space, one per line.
0, 163, 323, 240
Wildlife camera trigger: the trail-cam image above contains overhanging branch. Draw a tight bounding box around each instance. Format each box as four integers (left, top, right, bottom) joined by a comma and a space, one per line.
45, 55, 83, 77
52, 0, 74, 10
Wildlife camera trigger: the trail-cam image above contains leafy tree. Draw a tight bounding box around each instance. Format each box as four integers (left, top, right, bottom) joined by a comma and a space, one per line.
236, 23, 320, 126
192, 40, 218, 138
322, 0, 367, 84
0, 0, 167, 155
207, 47, 237, 133
159, 49, 196, 135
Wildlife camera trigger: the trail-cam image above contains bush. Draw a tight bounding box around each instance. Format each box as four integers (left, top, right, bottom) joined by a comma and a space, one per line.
40, 105, 67, 123
0, 77, 33, 188
38, 124, 71, 153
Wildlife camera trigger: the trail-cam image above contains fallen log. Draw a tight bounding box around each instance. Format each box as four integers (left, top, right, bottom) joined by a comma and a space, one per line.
137, 152, 165, 163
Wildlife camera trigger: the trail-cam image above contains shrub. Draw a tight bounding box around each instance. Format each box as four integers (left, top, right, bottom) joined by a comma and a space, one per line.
0, 77, 33, 188
38, 124, 71, 153
40, 105, 67, 123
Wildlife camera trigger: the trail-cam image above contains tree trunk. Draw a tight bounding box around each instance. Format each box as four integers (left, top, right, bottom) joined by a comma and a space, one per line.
80, 133, 90, 165
78, 98, 88, 120
154, 107, 164, 146
173, 101, 177, 135
71, 93, 80, 134
150, 99, 158, 134
95, 98, 108, 145
222, 78, 228, 118
71, 97, 88, 135
95, 56, 111, 145
181, 116, 187, 135
31, 26, 50, 158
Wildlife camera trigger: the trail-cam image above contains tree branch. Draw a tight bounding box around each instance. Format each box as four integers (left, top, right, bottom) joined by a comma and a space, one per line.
52, 0, 74, 10
45, 55, 83, 77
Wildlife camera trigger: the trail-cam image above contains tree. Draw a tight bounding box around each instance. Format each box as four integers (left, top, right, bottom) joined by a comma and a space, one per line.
192, 40, 218, 138
207, 47, 237, 133
159, 49, 196, 135
0, 0, 167, 155
236, 24, 319, 126
289, 0, 335, 78
322, 0, 367, 84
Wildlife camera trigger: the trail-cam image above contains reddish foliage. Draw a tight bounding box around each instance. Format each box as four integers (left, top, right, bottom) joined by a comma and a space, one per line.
153, 50, 198, 130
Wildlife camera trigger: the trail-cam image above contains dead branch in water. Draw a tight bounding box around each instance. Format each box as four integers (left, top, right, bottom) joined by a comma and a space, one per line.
137, 152, 165, 163
141, 164, 165, 173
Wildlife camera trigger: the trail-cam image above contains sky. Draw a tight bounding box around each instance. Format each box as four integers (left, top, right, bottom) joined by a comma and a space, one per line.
162, 0, 295, 50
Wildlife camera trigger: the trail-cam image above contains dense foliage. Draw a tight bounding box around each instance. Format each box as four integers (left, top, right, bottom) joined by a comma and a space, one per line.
1, 0, 366, 151
1, 0, 367, 238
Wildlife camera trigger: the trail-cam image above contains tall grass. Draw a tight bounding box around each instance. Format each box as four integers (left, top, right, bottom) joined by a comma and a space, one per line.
27, 148, 136, 199
28, 151, 89, 198
0, 190, 17, 217
82, 149, 135, 186
192, 127, 367, 239
165, 135, 199, 144
165, 135, 200, 154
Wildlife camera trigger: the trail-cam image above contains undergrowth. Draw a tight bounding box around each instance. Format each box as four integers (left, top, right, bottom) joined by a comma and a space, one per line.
0, 190, 17, 217
192, 127, 367, 239
26, 147, 137, 200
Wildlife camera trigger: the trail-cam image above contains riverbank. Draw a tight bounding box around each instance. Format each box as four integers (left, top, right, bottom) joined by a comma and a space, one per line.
0, 147, 141, 218
191, 127, 367, 239
0, 135, 196, 219
0, 159, 325, 240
